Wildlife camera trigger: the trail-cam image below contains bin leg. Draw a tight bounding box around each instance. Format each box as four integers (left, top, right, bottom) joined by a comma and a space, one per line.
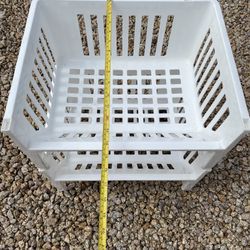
182, 170, 211, 190
41, 171, 67, 191
181, 180, 198, 191
51, 181, 66, 191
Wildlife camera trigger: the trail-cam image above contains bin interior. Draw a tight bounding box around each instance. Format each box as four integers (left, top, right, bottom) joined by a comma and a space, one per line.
40, 149, 215, 181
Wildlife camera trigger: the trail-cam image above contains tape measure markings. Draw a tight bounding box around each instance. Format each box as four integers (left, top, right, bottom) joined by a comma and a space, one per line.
98, 0, 112, 249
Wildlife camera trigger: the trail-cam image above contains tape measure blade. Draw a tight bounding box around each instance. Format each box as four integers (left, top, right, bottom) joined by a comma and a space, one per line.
98, 0, 112, 249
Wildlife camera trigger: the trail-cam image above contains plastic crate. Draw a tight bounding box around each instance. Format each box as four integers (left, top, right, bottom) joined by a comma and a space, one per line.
2, 0, 249, 190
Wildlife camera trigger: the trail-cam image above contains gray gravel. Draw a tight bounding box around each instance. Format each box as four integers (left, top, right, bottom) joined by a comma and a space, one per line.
0, 0, 250, 249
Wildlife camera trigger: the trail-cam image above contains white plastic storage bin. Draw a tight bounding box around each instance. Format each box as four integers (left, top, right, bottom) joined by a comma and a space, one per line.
2, 0, 249, 190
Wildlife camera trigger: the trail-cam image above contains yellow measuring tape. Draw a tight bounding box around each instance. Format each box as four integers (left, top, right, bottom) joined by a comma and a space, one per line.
98, 0, 112, 249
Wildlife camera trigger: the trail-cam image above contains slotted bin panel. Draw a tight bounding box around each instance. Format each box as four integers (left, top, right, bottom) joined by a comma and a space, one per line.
2, 0, 249, 190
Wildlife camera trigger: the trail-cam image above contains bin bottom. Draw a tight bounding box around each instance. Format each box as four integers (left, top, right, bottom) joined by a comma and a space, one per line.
31, 60, 221, 150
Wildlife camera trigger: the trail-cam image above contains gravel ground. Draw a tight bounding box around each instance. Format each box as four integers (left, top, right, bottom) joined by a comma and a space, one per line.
0, 0, 249, 249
